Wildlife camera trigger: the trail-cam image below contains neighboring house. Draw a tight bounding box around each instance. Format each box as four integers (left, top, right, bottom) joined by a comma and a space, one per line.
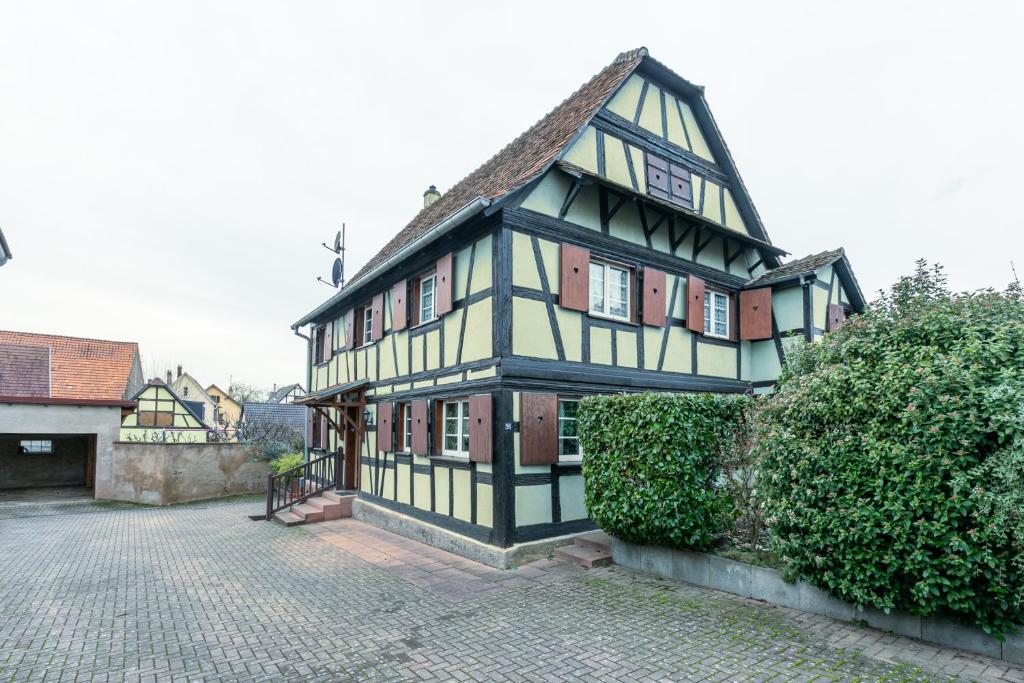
239, 402, 305, 444
169, 367, 220, 427
0, 226, 10, 267
205, 384, 242, 426
120, 380, 209, 443
290, 48, 866, 550
0, 330, 143, 493
266, 383, 303, 404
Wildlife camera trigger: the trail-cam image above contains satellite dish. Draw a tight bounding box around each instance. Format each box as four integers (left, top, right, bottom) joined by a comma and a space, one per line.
332, 230, 342, 253
331, 258, 343, 287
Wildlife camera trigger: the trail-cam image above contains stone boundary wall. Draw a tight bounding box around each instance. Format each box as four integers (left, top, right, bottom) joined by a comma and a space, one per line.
613, 539, 1024, 666
103, 442, 270, 505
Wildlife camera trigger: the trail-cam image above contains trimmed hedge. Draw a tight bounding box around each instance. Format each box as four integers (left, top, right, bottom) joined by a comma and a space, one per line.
579, 392, 751, 550
758, 262, 1024, 636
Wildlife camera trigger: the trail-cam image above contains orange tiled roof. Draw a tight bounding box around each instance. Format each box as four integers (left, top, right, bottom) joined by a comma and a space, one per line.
0, 330, 139, 401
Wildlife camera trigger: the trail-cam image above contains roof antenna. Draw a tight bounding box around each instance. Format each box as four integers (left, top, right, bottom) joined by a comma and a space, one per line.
317, 224, 345, 289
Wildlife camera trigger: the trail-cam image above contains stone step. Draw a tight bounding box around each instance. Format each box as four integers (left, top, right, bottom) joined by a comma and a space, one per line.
321, 492, 355, 518
273, 510, 304, 527
554, 543, 613, 569
305, 496, 344, 521
573, 530, 613, 554
292, 503, 324, 523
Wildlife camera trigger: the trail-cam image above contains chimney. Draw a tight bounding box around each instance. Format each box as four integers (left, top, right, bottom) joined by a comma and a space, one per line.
176, 364, 182, 378
166, 370, 172, 385
423, 184, 441, 208
272, 383, 277, 392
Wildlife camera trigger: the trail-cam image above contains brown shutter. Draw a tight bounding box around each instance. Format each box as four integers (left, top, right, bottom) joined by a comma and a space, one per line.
642, 267, 667, 327
411, 277, 421, 327
377, 402, 393, 452
686, 275, 705, 333
305, 408, 313, 447
391, 279, 407, 332
559, 243, 590, 311
323, 322, 333, 362
669, 163, 693, 208
433, 400, 445, 454
739, 288, 773, 340
410, 400, 428, 455
320, 414, 329, 450
520, 393, 558, 465
468, 394, 493, 463
343, 310, 354, 350
827, 303, 846, 331
729, 293, 739, 342
371, 293, 384, 341
435, 253, 453, 316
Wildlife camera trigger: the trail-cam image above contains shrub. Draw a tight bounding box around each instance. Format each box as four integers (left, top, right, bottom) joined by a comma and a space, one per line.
272, 453, 304, 475
579, 392, 751, 550
757, 261, 1024, 635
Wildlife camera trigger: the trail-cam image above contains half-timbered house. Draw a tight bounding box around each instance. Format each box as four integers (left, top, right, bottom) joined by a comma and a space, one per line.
290, 48, 865, 554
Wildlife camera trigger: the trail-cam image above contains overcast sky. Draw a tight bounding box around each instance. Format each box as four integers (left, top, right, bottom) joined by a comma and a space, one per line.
1, 1, 1021, 390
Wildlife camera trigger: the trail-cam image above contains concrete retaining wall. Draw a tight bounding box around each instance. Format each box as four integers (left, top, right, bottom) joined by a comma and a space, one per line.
613, 539, 1024, 666
103, 442, 270, 505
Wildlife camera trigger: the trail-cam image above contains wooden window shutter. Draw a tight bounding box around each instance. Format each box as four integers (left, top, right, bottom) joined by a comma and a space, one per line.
320, 413, 329, 450
520, 393, 558, 465
641, 267, 667, 327
739, 288, 773, 340
323, 322, 333, 362
305, 408, 314, 447
468, 394, 493, 463
435, 253, 453, 316
343, 310, 355, 350
646, 154, 670, 201
669, 163, 693, 209
391, 279, 407, 332
686, 275, 705, 333
410, 400, 428, 455
827, 303, 846, 331
729, 293, 739, 342
411, 278, 421, 327
377, 402, 394, 452
371, 293, 385, 341
559, 243, 590, 312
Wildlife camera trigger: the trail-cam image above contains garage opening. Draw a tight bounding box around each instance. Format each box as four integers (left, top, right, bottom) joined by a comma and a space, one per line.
0, 434, 97, 491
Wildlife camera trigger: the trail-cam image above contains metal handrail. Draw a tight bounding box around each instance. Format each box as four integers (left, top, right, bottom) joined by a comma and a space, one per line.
265, 450, 341, 520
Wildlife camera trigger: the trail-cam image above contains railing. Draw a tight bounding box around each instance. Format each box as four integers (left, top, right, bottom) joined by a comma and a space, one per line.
265, 450, 340, 520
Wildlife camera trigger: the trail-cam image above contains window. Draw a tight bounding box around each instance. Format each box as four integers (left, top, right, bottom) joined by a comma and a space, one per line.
419, 274, 436, 323
361, 306, 373, 346
589, 260, 630, 321
403, 403, 412, 451
704, 290, 729, 338
314, 325, 326, 362
647, 154, 694, 209
19, 440, 52, 455
443, 400, 470, 456
558, 400, 581, 460
182, 386, 189, 397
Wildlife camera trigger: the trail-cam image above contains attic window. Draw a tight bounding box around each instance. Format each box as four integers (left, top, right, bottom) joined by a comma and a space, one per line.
646, 153, 693, 209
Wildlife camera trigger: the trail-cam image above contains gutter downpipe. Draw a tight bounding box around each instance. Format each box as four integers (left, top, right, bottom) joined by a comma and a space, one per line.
293, 326, 312, 463
291, 197, 492, 329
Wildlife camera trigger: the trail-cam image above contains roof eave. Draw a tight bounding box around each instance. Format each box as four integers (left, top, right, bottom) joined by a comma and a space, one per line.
292, 197, 492, 329
0, 396, 137, 408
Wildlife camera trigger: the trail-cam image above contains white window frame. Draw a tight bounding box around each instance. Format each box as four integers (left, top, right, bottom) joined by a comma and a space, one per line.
557, 399, 582, 463
403, 403, 412, 451
703, 290, 730, 339
20, 439, 53, 455
419, 273, 437, 324
360, 305, 374, 346
588, 259, 631, 322
442, 399, 470, 457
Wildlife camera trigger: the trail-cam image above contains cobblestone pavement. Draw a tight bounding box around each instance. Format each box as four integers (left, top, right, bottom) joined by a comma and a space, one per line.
1, 497, 1021, 682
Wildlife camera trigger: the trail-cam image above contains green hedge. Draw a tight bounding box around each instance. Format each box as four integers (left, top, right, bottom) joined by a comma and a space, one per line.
757, 262, 1024, 635
579, 392, 751, 550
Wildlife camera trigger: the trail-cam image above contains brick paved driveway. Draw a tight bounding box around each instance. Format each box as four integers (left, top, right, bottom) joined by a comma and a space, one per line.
1, 497, 1021, 682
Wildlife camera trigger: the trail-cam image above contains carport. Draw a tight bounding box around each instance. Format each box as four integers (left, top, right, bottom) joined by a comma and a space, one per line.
0, 433, 97, 490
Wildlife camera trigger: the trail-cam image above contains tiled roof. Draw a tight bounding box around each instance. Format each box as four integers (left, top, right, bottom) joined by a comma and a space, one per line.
745, 249, 846, 287
0, 344, 50, 398
241, 402, 306, 435
0, 330, 139, 401
347, 48, 649, 286
267, 383, 300, 403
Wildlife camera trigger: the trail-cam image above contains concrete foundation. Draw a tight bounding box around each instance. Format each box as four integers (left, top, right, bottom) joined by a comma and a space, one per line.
352, 498, 576, 569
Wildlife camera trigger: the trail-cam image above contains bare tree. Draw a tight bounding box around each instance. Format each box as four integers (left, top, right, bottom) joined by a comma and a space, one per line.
228, 382, 267, 404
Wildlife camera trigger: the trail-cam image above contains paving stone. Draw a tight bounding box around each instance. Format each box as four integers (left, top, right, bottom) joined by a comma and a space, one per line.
0, 496, 1019, 682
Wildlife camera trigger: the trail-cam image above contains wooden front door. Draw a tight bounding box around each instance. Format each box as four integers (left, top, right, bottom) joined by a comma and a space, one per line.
342, 405, 360, 491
